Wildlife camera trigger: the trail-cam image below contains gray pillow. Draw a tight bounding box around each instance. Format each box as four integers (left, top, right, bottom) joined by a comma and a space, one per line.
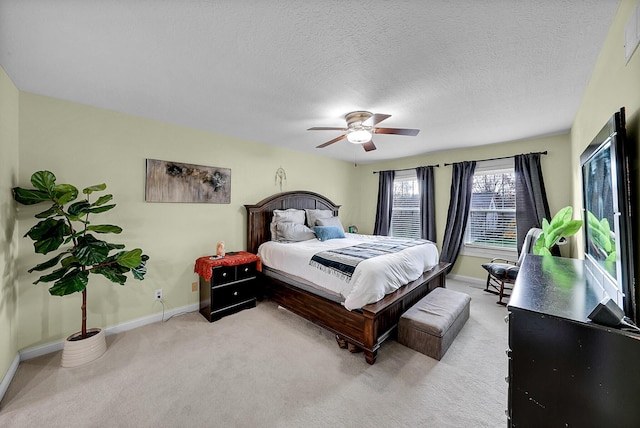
316, 216, 345, 231
272, 209, 305, 224
270, 209, 306, 241
305, 209, 333, 228
274, 222, 316, 242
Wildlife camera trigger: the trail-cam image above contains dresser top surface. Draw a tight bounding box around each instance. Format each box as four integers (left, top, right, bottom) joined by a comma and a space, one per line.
508, 255, 601, 322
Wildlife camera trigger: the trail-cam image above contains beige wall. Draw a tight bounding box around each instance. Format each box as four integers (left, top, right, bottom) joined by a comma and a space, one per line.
353, 134, 573, 279
16, 93, 358, 349
571, 0, 640, 265
0, 67, 20, 381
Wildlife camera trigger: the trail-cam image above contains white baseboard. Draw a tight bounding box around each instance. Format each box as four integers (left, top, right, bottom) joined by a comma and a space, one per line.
18, 340, 65, 362
19, 303, 199, 362
447, 274, 485, 287
0, 353, 20, 407
104, 303, 199, 336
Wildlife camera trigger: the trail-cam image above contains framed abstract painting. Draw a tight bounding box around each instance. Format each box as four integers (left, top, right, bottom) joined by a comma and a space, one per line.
145, 159, 231, 203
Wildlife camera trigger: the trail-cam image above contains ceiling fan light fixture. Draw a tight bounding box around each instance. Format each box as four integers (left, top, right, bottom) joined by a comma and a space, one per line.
310, 111, 419, 152
347, 129, 373, 144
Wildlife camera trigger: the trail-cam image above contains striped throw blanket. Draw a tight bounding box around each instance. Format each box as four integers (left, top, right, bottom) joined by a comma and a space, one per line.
309, 237, 430, 283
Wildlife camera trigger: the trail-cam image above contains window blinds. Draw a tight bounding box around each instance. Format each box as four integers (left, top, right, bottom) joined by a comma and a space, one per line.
390, 170, 421, 239
465, 160, 517, 249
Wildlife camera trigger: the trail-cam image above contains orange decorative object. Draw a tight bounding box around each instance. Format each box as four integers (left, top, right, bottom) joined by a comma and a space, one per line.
194, 252, 261, 281
216, 241, 225, 257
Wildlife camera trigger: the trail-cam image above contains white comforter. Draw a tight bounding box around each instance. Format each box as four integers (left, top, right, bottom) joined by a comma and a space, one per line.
257, 233, 439, 310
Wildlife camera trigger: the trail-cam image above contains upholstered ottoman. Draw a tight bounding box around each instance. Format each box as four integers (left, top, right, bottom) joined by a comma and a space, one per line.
398, 287, 471, 360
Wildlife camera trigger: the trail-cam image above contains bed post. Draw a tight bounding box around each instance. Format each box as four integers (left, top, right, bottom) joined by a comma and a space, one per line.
362, 313, 378, 364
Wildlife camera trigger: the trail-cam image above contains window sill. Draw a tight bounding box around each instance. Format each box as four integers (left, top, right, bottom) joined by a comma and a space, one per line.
460, 244, 518, 261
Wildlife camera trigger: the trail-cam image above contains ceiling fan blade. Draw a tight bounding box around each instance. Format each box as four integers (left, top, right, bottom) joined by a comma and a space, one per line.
363, 113, 391, 127
374, 127, 420, 136
362, 140, 376, 152
308, 127, 348, 131
316, 134, 347, 148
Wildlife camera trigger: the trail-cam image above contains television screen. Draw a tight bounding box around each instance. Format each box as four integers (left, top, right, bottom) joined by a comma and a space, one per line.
580, 107, 636, 321
583, 142, 616, 277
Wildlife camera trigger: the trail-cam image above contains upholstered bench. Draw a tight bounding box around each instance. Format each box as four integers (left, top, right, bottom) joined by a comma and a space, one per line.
397, 287, 471, 360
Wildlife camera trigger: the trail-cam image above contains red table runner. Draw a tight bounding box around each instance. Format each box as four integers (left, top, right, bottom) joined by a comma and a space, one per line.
194, 252, 261, 281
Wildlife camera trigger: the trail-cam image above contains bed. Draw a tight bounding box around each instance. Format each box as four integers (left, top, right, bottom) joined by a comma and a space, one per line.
244, 190, 450, 364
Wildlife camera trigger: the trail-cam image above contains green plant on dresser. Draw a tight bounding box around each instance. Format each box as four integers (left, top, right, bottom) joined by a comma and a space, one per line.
533, 206, 583, 256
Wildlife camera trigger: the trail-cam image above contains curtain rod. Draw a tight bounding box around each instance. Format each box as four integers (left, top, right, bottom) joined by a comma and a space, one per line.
372, 164, 440, 174
443, 151, 547, 166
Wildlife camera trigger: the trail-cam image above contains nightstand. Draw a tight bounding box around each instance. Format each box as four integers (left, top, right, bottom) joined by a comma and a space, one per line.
195, 252, 261, 322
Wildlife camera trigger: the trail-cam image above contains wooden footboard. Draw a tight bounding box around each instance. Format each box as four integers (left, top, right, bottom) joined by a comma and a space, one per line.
262, 262, 450, 364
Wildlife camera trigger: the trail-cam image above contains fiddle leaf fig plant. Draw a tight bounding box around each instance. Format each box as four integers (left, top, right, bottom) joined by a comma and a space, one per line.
13, 171, 149, 339
533, 206, 583, 256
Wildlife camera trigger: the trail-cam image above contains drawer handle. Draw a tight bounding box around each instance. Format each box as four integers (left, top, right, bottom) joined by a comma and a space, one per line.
244, 267, 249, 272
222, 272, 227, 277
233, 291, 238, 296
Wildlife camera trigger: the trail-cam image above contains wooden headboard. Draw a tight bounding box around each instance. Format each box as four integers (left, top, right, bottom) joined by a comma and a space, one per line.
244, 191, 341, 254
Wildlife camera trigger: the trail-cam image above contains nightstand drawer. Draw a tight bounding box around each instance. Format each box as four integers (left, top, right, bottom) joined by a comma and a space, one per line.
237, 261, 257, 280
212, 265, 236, 285
211, 279, 256, 311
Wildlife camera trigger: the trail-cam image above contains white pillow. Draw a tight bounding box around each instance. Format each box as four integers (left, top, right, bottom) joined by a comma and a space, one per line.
274, 222, 316, 242
315, 216, 345, 231
305, 209, 333, 228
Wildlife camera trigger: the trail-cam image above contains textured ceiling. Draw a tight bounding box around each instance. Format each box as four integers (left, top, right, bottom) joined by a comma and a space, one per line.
0, 0, 619, 163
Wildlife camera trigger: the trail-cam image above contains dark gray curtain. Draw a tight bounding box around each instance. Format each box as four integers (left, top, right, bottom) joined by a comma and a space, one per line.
441, 161, 476, 273
416, 166, 436, 241
515, 153, 551, 253
373, 170, 395, 236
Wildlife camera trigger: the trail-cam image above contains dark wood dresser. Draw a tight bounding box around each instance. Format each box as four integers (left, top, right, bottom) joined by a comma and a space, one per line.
195, 253, 260, 322
507, 255, 640, 427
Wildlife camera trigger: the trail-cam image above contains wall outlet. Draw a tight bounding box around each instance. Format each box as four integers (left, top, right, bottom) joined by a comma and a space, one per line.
192, 282, 198, 292
155, 289, 163, 300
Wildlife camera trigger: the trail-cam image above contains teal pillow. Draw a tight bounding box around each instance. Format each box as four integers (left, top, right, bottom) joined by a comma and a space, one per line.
313, 226, 345, 241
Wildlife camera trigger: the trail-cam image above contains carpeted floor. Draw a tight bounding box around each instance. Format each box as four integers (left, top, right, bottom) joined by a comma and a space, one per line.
0, 279, 508, 427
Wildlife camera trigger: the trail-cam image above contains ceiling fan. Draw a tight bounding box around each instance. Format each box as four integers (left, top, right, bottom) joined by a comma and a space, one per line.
308, 111, 420, 152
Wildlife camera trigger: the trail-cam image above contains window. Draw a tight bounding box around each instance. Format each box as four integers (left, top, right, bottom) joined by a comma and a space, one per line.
390, 170, 420, 239
463, 159, 517, 256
